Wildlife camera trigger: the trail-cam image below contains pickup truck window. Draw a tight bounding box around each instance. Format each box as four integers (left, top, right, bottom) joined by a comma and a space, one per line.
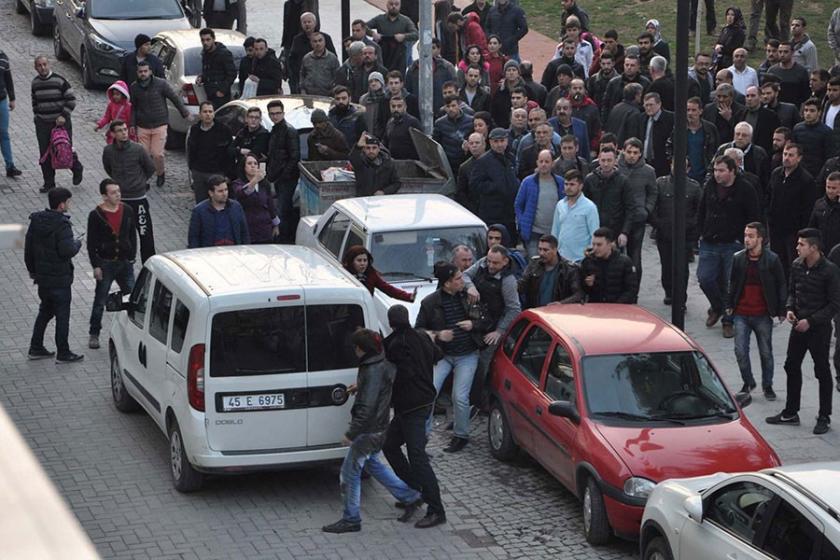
318, 212, 351, 258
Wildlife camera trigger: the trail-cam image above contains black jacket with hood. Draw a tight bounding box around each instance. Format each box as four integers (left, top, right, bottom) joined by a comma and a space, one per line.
384, 307, 441, 414
24, 209, 81, 289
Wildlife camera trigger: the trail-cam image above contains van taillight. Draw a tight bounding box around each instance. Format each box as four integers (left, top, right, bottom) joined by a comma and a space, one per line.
188, 344, 205, 411
182, 84, 199, 105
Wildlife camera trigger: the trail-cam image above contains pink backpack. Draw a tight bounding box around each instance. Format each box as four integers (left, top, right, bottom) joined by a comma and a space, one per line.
39, 126, 74, 170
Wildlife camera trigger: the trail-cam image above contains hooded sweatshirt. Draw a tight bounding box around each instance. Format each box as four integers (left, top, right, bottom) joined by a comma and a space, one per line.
97, 81, 135, 144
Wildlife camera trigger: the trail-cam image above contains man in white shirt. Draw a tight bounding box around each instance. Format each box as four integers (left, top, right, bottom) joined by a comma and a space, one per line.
727, 48, 758, 96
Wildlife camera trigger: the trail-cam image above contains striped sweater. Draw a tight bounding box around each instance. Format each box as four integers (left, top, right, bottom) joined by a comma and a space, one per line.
31, 72, 75, 123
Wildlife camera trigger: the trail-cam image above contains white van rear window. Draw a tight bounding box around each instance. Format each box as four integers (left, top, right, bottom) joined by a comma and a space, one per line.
209, 305, 365, 377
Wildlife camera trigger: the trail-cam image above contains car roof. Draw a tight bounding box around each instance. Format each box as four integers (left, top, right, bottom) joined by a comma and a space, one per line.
764, 462, 840, 515
154, 29, 247, 49
158, 245, 359, 296
223, 95, 340, 131
333, 194, 486, 232
527, 304, 696, 356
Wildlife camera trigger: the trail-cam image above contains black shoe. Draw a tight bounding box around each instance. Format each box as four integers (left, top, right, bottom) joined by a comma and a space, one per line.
739, 382, 756, 394
443, 436, 468, 453
766, 411, 800, 426
156, 174, 166, 187
39, 184, 54, 193
322, 519, 361, 533
763, 386, 777, 401
722, 323, 734, 338
72, 163, 83, 186
27, 347, 54, 360
6, 167, 21, 177
55, 352, 84, 364
397, 497, 424, 522
415, 511, 446, 529
444, 421, 453, 431
663, 296, 672, 305
814, 416, 831, 435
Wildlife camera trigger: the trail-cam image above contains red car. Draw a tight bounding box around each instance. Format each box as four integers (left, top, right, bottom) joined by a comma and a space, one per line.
487, 304, 781, 544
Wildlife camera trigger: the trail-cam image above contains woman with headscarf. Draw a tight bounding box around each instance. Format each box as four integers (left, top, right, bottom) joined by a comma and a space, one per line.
645, 19, 671, 63
342, 245, 417, 302
714, 7, 746, 70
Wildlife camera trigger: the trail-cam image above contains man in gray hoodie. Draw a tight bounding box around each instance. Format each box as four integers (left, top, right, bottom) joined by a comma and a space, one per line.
618, 137, 656, 280
102, 120, 156, 262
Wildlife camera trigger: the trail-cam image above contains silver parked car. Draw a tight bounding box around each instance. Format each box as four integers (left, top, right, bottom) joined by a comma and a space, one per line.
150, 29, 246, 148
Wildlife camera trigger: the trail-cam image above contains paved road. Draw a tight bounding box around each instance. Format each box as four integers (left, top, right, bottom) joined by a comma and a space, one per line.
0, 0, 838, 559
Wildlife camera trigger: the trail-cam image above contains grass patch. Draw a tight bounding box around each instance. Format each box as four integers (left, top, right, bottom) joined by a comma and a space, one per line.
520, 0, 833, 68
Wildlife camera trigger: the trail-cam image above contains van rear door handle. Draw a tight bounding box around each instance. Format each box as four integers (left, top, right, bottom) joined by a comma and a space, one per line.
504, 379, 511, 390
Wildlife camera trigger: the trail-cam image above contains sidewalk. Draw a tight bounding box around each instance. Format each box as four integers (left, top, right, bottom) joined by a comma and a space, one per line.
361, 0, 558, 78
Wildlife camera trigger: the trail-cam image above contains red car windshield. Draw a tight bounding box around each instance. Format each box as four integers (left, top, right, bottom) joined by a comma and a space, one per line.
582, 352, 737, 422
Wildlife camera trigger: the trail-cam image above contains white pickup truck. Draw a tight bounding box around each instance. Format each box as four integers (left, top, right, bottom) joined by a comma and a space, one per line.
296, 194, 488, 330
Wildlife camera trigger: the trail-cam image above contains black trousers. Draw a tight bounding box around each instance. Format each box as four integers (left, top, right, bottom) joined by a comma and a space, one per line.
30, 286, 72, 355
35, 119, 82, 188
628, 225, 645, 281
656, 237, 691, 301
690, 0, 717, 33
784, 322, 833, 418
382, 406, 444, 515
769, 230, 795, 284
123, 198, 156, 263
275, 179, 299, 243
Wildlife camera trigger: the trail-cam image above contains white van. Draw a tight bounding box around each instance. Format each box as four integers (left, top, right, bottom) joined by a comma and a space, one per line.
105, 245, 375, 492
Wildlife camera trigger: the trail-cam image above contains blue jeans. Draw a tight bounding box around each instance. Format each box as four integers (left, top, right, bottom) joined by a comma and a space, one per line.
427, 351, 479, 439
697, 240, 740, 324
340, 434, 420, 524
89, 260, 135, 336
733, 315, 774, 388
0, 97, 13, 169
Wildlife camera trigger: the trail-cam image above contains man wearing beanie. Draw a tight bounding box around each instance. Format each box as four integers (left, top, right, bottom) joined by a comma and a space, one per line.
120, 34, 164, 85
360, 71, 389, 139
307, 109, 349, 161
416, 262, 491, 454
383, 305, 447, 529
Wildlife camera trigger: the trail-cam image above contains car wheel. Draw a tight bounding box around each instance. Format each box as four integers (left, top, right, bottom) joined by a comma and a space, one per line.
110, 349, 140, 413
53, 22, 70, 61
643, 536, 674, 560
165, 126, 186, 150
30, 4, 49, 36
81, 48, 96, 90
582, 477, 612, 545
16, 0, 26, 16
168, 418, 204, 492
487, 400, 519, 461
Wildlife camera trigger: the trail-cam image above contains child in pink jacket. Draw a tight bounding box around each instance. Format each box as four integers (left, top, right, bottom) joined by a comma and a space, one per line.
95, 80, 136, 143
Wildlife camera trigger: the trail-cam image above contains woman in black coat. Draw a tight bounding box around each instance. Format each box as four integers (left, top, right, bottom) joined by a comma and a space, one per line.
714, 6, 745, 70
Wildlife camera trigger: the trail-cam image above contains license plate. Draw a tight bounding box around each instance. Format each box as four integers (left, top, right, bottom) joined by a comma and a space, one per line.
221, 393, 285, 412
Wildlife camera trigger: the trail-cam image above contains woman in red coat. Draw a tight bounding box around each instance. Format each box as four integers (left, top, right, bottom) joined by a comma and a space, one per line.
342, 245, 416, 302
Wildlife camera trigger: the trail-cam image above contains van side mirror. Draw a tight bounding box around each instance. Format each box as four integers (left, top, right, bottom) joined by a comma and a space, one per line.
683, 495, 703, 523
548, 400, 580, 424
735, 391, 752, 409
105, 292, 130, 312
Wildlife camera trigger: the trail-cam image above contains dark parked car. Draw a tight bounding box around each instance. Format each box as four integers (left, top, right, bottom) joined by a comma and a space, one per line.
16, 0, 53, 36
53, 0, 192, 88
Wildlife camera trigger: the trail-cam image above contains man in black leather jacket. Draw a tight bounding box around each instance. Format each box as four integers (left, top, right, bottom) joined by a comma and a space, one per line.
323, 329, 422, 534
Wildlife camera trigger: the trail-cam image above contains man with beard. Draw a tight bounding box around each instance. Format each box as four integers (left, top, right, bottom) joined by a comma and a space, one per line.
196, 28, 236, 109
518, 234, 584, 308
760, 79, 801, 130
459, 65, 491, 113
367, 0, 418, 72
328, 86, 365, 147
602, 55, 650, 123
688, 52, 715, 106
569, 78, 600, 152
246, 38, 283, 96
757, 39, 780, 83
307, 109, 349, 161
587, 52, 618, 108
702, 83, 745, 145
767, 41, 811, 107
383, 96, 420, 160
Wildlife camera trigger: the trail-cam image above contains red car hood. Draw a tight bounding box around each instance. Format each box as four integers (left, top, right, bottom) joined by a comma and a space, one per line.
594, 419, 779, 482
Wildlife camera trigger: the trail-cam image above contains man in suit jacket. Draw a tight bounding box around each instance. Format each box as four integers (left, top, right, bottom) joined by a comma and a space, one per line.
743, 85, 781, 155
634, 91, 674, 177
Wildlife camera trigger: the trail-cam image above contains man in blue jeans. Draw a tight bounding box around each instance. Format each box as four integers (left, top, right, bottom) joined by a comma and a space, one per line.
0, 49, 21, 178
25, 188, 84, 363
727, 222, 787, 399
86, 179, 137, 350
323, 329, 421, 534
416, 262, 489, 453
697, 155, 761, 338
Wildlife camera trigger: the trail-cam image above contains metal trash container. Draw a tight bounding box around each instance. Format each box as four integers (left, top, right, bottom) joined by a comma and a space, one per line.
296, 128, 455, 216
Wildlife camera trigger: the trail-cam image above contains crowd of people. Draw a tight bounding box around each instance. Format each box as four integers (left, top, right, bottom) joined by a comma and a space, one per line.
15, 0, 840, 535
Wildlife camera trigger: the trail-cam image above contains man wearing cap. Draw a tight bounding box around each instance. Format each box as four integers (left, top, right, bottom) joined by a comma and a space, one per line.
470, 128, 520, 242
299, 32, 340, 97
120, 34, 164, 85
360, 72, 389, 140
383, 305, 447, 529
307, 109, 349, 161
350, 133, 399, 197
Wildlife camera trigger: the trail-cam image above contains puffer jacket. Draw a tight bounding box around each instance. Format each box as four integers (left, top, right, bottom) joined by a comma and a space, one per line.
266, 120, 300, 184
518, 255, 584, 309
727, 248, 787, 317
130, 77, 188, 128
102, 140, 155, 200
583, 167, 638, 236
580, 248, 638, 303
514, 172, 565, 242
200, 42, 237, 101
787, 256, 840, 326
24, 209, 80, 288
346, 351, 396, 440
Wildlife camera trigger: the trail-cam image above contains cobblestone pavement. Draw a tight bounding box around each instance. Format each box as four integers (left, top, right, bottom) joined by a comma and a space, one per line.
1, 1, 839, 559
